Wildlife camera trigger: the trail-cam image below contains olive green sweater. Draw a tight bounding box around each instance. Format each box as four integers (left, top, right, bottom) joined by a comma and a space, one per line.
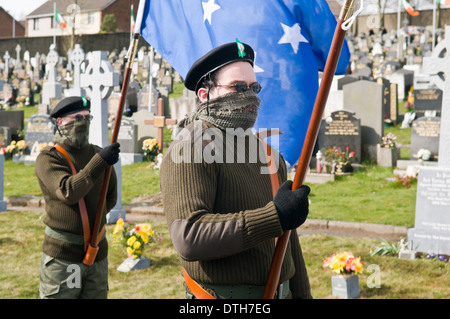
35, 143, 117, 262
160, 121, 311, 298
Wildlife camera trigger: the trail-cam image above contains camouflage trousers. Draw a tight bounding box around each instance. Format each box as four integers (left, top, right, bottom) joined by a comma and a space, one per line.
39, 253, 108, 299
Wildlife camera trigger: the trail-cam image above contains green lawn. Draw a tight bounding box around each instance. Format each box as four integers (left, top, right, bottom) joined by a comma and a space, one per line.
0, 210, 448, 299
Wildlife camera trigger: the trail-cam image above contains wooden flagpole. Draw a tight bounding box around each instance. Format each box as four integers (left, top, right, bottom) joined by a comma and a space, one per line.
263, 0, 356, 298
83, 1, 146, 266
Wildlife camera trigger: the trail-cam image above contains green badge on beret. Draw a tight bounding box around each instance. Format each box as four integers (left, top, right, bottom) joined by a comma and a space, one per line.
236, 38, 245, 58
81, 95, 87, 107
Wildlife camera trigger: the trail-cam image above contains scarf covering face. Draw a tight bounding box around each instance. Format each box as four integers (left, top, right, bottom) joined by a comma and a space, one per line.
54, 119, 90, 149
177, 90, 261, 131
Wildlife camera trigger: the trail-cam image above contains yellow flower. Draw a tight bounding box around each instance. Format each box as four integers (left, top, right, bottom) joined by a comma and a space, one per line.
133, 241, 141, 250
126, 247, 133, 255
16, 140, 26, 149
127, 235, 137, 246
113, 218, 124, 234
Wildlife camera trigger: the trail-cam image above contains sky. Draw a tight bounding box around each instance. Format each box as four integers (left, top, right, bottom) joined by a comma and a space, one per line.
0, 0, 47, 20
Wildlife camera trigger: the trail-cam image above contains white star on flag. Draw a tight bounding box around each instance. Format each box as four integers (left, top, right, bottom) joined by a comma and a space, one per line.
278, 22, 308, 54
202, 0, 221, 25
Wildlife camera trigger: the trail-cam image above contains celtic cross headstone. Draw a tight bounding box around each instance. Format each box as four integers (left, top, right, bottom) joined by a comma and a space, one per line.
42, 45, 62, 105
64, 44, 86, 97
408, 26, 450, 256
80, 50, 118, 147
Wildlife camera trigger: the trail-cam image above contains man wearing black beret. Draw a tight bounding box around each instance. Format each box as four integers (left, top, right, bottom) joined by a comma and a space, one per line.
160, 40, 311, 299
35, 96, 120, 299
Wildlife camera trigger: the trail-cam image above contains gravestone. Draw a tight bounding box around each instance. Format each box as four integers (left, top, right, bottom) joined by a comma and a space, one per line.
408, 26, 450, 256
323, 75, 343, 117
130, 109, 158, 152
168, 88, 197, 124
24, 114, 55, 146
18, 79, 33, 106
343, 80, 384, 161
316, 110, 361, 163
64, 44, 86, 97
413, 88, 442, 118
79, 50, 123, 224
410, 117, 440, 161
137, 83, 158, 113
117, 117, 143, 165
389, 83, 399, 124
3, 51, 10, 81
0, 153, 7, 212
0, 110, 24, 140
0, 127, 11, 147
127, 81, 140, 114
107, 93, 122, 119
337, 75, 359, 90
42, 45, 62, 105
386, 69, 414, 101
3, 83, 15, 104
161, 75, 173, 93
80, 51, 119, 147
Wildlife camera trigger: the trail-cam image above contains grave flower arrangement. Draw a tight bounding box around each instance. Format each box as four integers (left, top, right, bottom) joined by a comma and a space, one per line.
142, 138, 160, 163
112, 218, 160, 259
405, 92, 414, 113
325, 146, 355, 164
323, 251, 363, 275
1, 140, 28, 159
381, 132, 397, 149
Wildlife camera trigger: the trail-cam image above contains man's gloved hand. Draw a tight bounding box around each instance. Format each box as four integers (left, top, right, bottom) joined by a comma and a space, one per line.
99, 142, 121, 165
273, 180, 310, 231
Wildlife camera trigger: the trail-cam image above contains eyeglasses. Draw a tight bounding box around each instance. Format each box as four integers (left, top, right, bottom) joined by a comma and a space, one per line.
64, 114, 93, 122
215, 82, 262, 94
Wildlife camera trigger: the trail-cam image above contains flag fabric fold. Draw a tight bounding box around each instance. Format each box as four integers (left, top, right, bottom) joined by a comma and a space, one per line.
55, 8, 67, 29
401, 0, 420, 16
139, 0, 350, 166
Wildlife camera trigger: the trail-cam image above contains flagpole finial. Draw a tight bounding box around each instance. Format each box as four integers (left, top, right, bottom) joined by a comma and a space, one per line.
339, 0, 356, 21
340, 0, 363, 31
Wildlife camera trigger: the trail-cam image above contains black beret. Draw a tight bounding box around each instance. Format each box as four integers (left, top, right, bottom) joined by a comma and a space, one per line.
185, 40, 255, 93
50, 96, 91, 118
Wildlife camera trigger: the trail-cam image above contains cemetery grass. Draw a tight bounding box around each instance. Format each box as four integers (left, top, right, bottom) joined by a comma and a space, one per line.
0, 210, 449, 299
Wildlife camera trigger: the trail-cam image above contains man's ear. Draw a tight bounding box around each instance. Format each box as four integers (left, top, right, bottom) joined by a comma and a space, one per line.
197, 87, 209, 103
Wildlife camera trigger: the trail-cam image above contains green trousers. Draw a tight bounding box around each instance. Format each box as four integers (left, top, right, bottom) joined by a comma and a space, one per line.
39, 253, 108, 299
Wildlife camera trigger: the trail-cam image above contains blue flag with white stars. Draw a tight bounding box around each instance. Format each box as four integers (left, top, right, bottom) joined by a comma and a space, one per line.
139, 0, 350, 167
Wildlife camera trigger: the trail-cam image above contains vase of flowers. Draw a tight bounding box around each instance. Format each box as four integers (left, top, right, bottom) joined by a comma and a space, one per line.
323, 252, 363, 299
2, 140, 28, 161
142, 138, 160, 163
112, 218, 161, 272
324, 146, 355, 174
377, 133, 400, 167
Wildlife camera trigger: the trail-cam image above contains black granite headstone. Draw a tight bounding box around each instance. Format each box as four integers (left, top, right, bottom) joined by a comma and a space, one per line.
317, 110, 361, 163
0, 110, 24, 140
414, 88, 442, 118
410, 116, 440, 161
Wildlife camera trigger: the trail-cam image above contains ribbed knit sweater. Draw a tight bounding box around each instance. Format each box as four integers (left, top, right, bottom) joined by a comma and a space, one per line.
35, 143, 117, 262
160, 121, 311, 298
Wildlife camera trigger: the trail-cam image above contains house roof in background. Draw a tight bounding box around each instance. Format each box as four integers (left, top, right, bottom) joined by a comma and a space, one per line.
27, 0, 115, 18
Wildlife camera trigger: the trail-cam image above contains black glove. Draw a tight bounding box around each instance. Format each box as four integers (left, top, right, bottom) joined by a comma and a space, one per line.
99, 142, 120, 165
273, 180, 310, 231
